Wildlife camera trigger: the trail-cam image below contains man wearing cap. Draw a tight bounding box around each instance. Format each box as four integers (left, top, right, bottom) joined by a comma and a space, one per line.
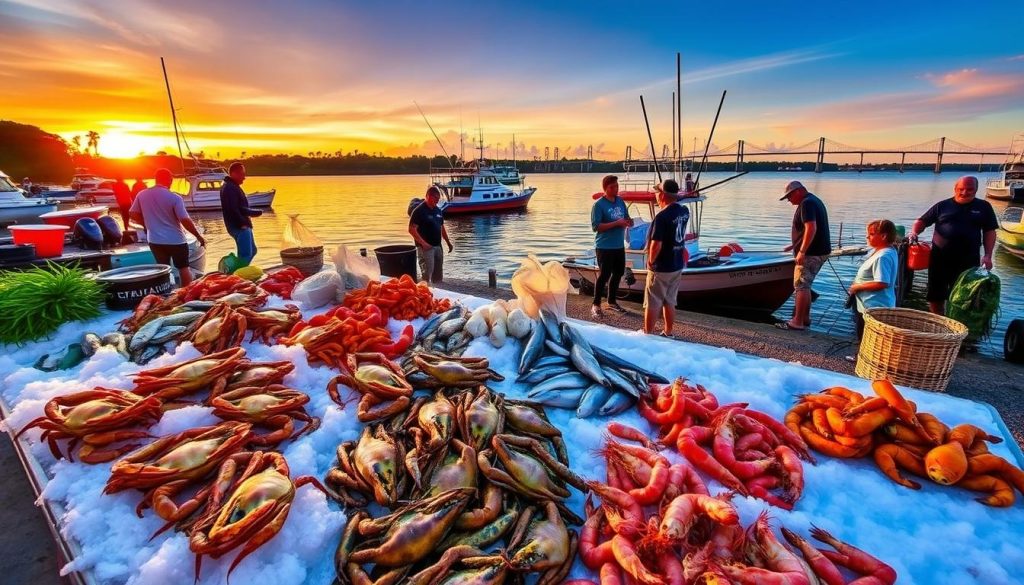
644, 179, 689, 336
779, 180, 831, 330
590, 175, 632, 317
409, 186, 453, 286
910, 176, 996, 315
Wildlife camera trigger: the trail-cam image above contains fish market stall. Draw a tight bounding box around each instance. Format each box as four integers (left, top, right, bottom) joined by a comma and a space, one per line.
1, 266, 1023, 585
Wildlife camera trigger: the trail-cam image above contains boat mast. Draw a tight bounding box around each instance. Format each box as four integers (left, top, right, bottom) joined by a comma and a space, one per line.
477, 115, 484, 163
160, 57, 186, 175
677, 53, 682, 173
414, 101, 454, 168
512, 133, 516, 167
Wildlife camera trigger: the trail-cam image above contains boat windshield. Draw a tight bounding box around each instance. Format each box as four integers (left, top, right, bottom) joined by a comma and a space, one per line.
1002, 207, 1023, 224
0, 176, 20, 192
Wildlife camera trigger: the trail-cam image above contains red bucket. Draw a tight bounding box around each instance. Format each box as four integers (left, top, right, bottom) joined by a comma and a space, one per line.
907, 242, 931, 271
9, 224, 69, 258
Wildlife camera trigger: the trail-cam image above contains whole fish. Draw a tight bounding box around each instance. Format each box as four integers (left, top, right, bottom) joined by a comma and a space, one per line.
528, 372, 590, 395
80, 333, 102, 357
149, 325, 187, 345
129, 317, 166, 351
101, 332, 129, 357
602, 366, 640, 398
598, 391, 635, 416
158, 310, 205, 327
445, 332, 467, 353
533, 355, 570, 369
591, 344, 669, 384
527, 387, 585, 409
517, 320, 547, 374
544, 339, 570, 357
538, 309, 563, 345
419, 306, 462, 341
134, 344, 163, 365
436, 316, 468, 340
576, 384, 613, 418
515, 365, 571, 385
570, 343, 610, 388
181, 300, 216, 310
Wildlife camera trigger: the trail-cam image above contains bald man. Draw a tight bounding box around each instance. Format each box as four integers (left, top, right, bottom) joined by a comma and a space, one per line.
911, 176, 997, 315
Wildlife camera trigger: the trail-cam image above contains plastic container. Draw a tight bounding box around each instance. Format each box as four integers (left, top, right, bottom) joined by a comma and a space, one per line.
907, 242, 931, 271
374, 244, 417, 280
38, 206, 108, 228
94, 264, 173, 310
8, 224, 70, 258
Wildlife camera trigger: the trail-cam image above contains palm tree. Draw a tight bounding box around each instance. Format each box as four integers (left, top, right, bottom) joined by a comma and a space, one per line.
240, 151, 247, 159
70, 135, 82, 154
86, 131, 100, 156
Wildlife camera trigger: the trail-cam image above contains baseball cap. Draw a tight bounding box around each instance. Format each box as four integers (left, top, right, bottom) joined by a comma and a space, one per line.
654, 179, 680, 195
779, 180, 805, 201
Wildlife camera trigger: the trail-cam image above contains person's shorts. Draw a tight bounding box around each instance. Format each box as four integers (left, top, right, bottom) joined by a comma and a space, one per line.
793, 255, 828, 291
643, 270, 681, 313
927, 246, 978, 303
150, 243, 190, 269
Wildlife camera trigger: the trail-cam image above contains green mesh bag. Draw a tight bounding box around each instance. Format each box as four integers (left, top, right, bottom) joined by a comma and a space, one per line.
946, 267, 1000, 341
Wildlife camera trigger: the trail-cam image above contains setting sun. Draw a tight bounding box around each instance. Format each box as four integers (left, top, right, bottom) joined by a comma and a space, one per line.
66, 129, 171, 159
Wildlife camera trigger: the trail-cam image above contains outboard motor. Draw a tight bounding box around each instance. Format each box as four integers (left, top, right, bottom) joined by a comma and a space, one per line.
96, 215, 123, 247
72, 218, 104, 250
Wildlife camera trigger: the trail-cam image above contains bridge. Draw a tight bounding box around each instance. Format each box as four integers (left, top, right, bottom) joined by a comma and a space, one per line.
622, 137, 1011, 173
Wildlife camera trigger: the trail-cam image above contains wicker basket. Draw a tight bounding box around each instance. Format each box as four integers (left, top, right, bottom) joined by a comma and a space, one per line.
855, 307, 968, 392
280, 246, 324, 277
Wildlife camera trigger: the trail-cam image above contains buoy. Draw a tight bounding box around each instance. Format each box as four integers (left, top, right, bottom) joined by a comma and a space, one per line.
718, 242, 743, 257
1005, 319, 1024, 364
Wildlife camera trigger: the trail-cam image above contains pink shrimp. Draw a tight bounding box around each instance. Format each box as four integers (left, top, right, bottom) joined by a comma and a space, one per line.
579, 502, 616, 570
659, 494, 739, 541
811, 526, 897, 585
776, 445, 804, 503
740, 408, 815, 463
713, 414, 776, 480
607, 422, 660, 451
780, 527, 845, 585
677, 426, 748, 495
611, 535, 665, 585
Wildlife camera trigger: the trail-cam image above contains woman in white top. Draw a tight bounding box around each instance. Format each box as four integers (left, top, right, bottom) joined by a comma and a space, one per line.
849, 219, 899, 340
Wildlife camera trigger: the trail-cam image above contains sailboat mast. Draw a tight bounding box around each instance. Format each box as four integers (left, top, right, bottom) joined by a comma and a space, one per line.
676, 52, 682, 171
512, 133, 516, 166
161, 57, 186, 174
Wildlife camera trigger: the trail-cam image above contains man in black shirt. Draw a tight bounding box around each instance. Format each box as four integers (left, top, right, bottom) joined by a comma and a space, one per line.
220, 162, 263, 264
644, 180, 689, 336
409, 186, 453, 285
911, 176, 997, 315
779, 180, 831, 330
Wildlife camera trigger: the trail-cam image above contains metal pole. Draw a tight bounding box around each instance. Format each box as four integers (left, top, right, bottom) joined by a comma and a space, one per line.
488, 269, 497, 288
935, 137, 945, 173
693, 90, 726, 190
671, 91, 676, 164
677, 53, 682, 169
639, 95, 662, 183
160, 57, 185, 175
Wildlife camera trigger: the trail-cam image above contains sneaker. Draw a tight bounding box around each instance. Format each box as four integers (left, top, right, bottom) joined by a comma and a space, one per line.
606, 303, 628, 314
591, 305, 604, 318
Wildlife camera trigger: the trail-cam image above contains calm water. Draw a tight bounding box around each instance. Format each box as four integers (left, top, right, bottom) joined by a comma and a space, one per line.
186, 172, 1022, 358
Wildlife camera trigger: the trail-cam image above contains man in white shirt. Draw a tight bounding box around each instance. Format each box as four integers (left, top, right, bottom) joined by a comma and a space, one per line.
129, 168, 206, 287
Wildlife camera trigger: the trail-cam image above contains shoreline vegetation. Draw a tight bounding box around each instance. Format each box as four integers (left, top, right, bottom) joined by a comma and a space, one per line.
1, 120, 1000, 182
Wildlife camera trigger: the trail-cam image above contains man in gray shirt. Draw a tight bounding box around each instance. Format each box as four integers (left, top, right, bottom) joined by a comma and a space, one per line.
129, 168, 206, 287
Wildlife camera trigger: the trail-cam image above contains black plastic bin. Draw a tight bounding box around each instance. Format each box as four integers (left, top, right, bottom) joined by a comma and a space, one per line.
374, 244, 417, 280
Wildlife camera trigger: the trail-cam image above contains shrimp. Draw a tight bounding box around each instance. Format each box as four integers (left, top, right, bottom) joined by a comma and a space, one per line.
796, 392, 850, 410
781, 527, 845, 585
776, 445, 804, 503
713, 414, 775, 480
957, 474, 1016, 507
607, 422, 660, 451
629, 460, 671, 505
967, 453, 1024, 495
579, 502, 616, 570
810, 526, 897, 585
587, 481, 644, 528
664, 462, 709, 499
611, 535, 665, 585
718, 513, 813, 585
659, 494, 739, 541
677, 426, 748, 495
872, 443, 925, 489
740, 408, 814, 463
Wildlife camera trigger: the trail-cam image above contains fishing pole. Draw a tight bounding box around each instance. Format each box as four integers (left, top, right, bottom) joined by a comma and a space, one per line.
639, 95, 662, 183
414, 101, 454, 168
694, 171, 748, 193
693, 90, 726, 190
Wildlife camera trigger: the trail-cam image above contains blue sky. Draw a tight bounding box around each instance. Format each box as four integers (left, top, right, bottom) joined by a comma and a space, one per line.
2, 0, 1021, 158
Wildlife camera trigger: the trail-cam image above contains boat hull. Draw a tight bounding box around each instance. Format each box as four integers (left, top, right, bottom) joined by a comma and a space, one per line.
441, 190, 534, 215
0, 202, 60, 225
987, 185, 1024, 203
564, 254, 796, 315
997, 228, 1024, 250
183, 189, 275, 211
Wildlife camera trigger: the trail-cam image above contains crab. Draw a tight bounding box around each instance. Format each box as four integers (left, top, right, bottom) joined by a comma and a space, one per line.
189, 450, 328, 581
404, 391, 456, 471
15, 388, 163, 463
221, 359, 295, 395
325, 425, 406, 507
104, 421, 253, 522
412, 353, 505, 389
236, 305, 302, 344
131, 347, 247, 400
184, 303, 248, 354
279, 318, 348, 368
208, 384, 319, 447
455, 386, 504, 452
327, 353, 414, 423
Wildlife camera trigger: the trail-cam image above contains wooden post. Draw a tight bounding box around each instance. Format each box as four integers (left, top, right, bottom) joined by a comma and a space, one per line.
359, 248, 367, 257
488, 269, 497, 288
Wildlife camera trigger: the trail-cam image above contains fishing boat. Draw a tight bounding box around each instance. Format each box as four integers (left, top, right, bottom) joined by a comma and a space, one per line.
175, 167, 275, 212
997, 206, 1024, 260
491, 164, 524, 186
421, 164, 536, 215
0, 170, 59, 226
76, 179, 117, 204
562, 188, 796, 315
986, 135, 1024, 202
70, 169, 109, 191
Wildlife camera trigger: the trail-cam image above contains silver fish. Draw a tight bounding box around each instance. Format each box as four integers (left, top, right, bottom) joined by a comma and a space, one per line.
562, 323, 596, 355
544, 339, 569, 357
598, 391, 635, 416
419, 306, 462, 341
517, 319, 547, 374
437, 317, 468, 339
516, 365, 571, 384
533, 355, 570, 369
149, 325, 187, 344
577, 384, 613, 418
602, 366, 640, 399
570, 344, 610, 388
528, 372, 590, 395
527, 387, 585, 409
135, 344, 163, 365
592, 345, 669, 384
445, 332, 466, 353
431, 340, 448, 352
101, 332, 129, 357
160, 311, 205, 326
538, 309, 563, 345
181, 300, 216, 310
80, 333, 102, 357
129, 317, 165, 351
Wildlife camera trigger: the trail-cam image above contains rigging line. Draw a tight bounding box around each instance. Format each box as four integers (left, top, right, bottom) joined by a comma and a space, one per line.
414, 101, 453, 167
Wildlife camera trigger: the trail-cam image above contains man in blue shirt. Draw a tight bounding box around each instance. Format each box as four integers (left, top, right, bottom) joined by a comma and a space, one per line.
409, 186, 453, 285
220, 162, 263, 265
644, 179, 689, 335
779, 180, 831, 330
590, 175, 632, 317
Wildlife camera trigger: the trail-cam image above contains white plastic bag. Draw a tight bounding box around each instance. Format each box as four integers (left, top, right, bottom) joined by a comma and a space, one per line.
510, 255, 570, 320
627, 218, 651, 250
332, 245, 381, 289
282, 214, 323, 249
291, 270, 343, 309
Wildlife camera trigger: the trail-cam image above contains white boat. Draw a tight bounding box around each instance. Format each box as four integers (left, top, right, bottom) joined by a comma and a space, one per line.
77, 179, 117, 204
0, 170, 58, 226
562, 186, 797, 316
419, 164, 536, 215
491, 164, 524, 186
70, 170, 109, 192
176, 170, 276, 211
986, 134, 1024, 202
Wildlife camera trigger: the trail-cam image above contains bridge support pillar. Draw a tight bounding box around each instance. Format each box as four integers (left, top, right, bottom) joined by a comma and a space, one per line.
815, 137, 825, 173
858, 152, 864, 172
935, 136, 945, 173
899, 152, 906, 173
736, 140, 744, 172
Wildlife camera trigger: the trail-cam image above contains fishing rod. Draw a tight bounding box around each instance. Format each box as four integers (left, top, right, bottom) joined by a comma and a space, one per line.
160, 57, 186, 175
414, 101, 454, 168
639, 95, 662, 183
693, 90, 726, 190
694, 171, 748, 193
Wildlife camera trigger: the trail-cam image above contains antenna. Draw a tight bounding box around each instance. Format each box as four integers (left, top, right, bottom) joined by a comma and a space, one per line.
512, 134, 516, 166
161, 57, 185, 174
414, 101, 453, 167
477, 113, 484, 161
459, 110, 465, 163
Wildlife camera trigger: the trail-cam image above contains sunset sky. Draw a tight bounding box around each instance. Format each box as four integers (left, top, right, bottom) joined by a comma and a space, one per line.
2, 0, 1022, 160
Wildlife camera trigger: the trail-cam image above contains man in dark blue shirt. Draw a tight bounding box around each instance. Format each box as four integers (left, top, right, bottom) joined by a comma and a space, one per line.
409, 186, 453, 285
220, 162, 263, 264
779, 180, 831, 330
644, 179, 689, 336
911, 176, 997, 315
